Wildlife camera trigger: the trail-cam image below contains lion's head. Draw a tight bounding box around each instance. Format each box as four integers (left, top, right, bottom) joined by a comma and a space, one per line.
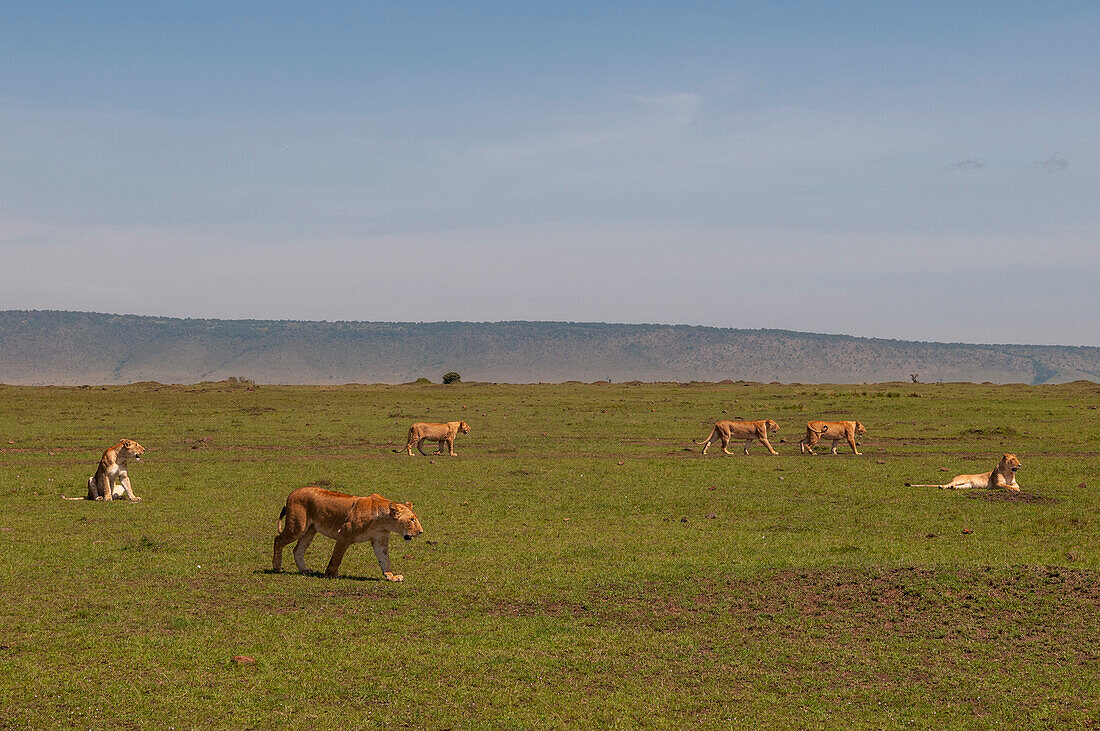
458, 421, 471, 435
854, 422, 867, 436
1000, 453, 1020, 473
765, 419, 780, 433
390, 501, 424, 541
118, 439, 145, 462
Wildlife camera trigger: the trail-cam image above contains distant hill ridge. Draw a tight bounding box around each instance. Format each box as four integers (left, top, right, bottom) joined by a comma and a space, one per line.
1, 310, 1098, 385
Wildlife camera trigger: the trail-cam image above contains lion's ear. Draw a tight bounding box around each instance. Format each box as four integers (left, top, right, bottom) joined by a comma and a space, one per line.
405, 500, 413, 508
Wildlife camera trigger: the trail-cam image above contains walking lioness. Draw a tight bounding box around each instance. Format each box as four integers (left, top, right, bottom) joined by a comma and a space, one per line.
694, 419, 780, 455
799, 421, 866, 455
62, 439, 145, 501
272, 486, 424, 581
402, 421, 470, 456
907, 454, 1022, 492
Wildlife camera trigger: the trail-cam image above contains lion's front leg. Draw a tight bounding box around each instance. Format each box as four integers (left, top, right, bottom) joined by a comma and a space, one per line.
846, 436, 862, 455
119, 472, 141, 501
759, 437, 779, 456
372, 535, 403, 581
447, 437, 457, 456
324, 540, 352, 578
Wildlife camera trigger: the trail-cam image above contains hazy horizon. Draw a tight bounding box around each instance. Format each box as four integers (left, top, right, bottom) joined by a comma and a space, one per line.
7, 308, 1100, 350
2, 2, 1097, 346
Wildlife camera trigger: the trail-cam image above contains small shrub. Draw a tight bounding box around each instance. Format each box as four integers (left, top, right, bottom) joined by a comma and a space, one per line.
442, 372, 461, 385
413, 377, 433, 385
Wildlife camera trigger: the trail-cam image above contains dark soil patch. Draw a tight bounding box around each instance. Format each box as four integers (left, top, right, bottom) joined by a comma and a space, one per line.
490, 567, 1100, 663
966, 490, 1061, 504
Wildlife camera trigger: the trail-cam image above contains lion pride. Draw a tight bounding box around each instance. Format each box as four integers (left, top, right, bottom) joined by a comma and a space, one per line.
799, 420, 866, 455
693, 419, 780, 455
62, 439, 145, 501
272, 487, 424, 581
907, 453, 1021, 492
403, 421, 470, 456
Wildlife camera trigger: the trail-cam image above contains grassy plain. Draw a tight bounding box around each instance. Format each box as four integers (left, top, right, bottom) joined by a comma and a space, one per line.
0, 380, 1098, 729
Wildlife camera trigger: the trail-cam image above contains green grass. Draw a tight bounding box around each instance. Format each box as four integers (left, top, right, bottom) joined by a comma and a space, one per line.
1, 380, 1098, 729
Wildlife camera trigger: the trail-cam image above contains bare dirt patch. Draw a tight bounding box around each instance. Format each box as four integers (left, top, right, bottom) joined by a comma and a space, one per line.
966, 490, 1061, 504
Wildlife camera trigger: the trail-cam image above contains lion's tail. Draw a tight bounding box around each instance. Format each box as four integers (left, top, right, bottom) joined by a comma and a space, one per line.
807, 424, 829, 435
693, 428, 717, 445
905, 483, 941, 488
275, 505, 287, 534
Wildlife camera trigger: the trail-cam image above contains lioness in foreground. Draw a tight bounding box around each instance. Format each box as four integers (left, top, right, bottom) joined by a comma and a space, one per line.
799, 421, 866, 455
402, 421, 470, 456
694, 419, 780, 455
273, 487, 424, 581
907, 453, 1021, 492
62, 439, 145, 501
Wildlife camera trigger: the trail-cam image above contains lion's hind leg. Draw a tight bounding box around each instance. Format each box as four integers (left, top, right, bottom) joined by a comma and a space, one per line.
942, 476, 975, 490
291, 525, 319, 573
416, 438, 433, 456
273, 516, 302, 572
95, 472, 113, 500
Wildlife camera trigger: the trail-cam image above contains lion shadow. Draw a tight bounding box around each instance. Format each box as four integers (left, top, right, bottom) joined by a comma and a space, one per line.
256, 569, 385, 582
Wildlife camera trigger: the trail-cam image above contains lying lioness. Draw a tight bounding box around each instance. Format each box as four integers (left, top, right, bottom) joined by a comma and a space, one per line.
402, 421, 470, 456
272, 486, 424, 581
693, 419, 780, 455
799, 420, 866, 455
907, 453, 1021, 492
62, 439, 145, 501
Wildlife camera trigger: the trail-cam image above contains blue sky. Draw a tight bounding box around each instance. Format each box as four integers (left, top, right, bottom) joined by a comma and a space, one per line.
2, 1, 1097, 345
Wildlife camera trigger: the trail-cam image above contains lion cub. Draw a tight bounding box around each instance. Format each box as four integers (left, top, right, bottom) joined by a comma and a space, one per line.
273, 487, 424, 581
907, 453, 1021, 492
62, 439, 145, 501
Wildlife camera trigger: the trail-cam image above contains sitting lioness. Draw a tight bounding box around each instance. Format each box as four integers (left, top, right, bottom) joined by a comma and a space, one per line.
799, 420, 866, 455
402, 421, 470, 456
62, 439, 145, 501
693, 419, 780, 455
907, 453, 1021, 492
273, 486, 424, 581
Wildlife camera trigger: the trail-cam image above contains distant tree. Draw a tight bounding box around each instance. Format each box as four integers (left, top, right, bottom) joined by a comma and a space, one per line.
910, 373, 919, 384
442, 371, 461, 384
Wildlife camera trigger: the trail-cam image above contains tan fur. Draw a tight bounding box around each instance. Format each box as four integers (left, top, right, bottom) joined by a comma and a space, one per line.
273, 487, 424, 581
799, 421, 866, 455
907, 453, 1021, 492
62, 439, 145, 501
402, 421, 470, 456
693, 419, 780, 455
